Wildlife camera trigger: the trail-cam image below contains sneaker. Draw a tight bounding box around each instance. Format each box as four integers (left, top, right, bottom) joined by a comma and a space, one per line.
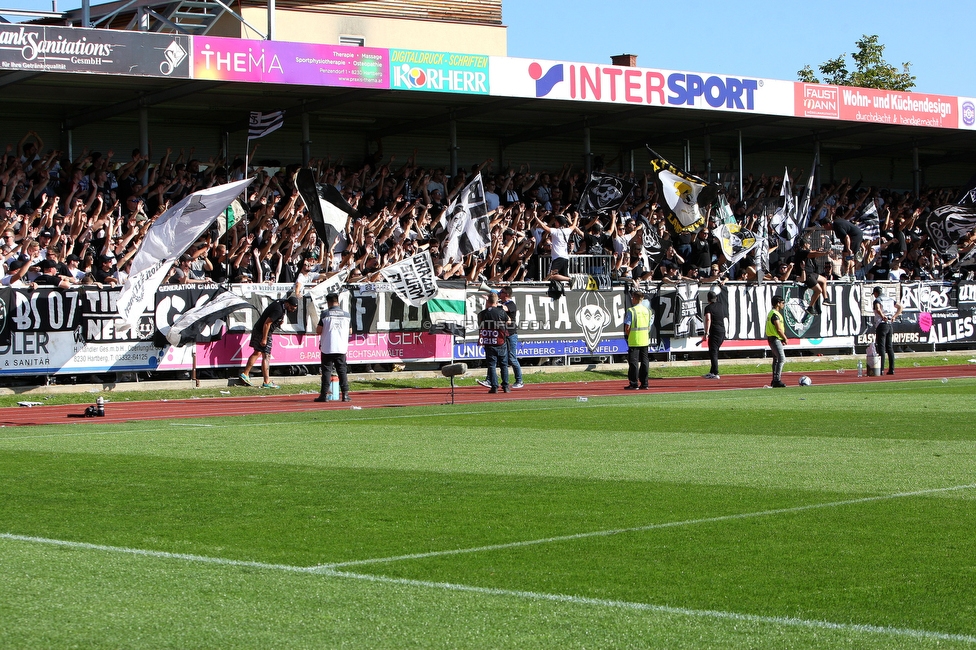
624, 384, 639, 390
772, 380, 787, 388
239, 373, 254, 387
342, 393, 352, 402
639, 385, 649, 390
702, 373, 720, 379
261, 382, 279, 389
313, 396, 328, 402
476, 379, 491, 389
886, 370, 894, 376
512, 382, 524, 389
502, 385, 511, 393
488, 387, 498, 394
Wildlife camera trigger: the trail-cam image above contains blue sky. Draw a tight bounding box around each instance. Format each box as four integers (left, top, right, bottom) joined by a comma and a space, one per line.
5, 0, 973, 97
505, 0, 976, 97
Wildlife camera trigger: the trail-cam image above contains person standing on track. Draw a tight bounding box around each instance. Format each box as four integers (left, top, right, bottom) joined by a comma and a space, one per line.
623, 288, 651, 390
315, 292, 352, 402
478, 291, 510, 394
497, 286, 524, 389
239, 295, 299, 389
477, 287, 524, 390
872, 286, 902, 376
700, 281, 727, 379
765, 295, 788, 388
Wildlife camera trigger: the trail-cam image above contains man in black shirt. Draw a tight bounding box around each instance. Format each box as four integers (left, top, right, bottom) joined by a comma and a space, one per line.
34, 259, 71, 288
689, 228, 713, 275
700, 281, 727, 379
239, 295, 299, 389
478, 292, 510, 394
832, 213, 864, 274
792, 240, 829, 314
582, 221, 612, 257
92, 255, 118, 285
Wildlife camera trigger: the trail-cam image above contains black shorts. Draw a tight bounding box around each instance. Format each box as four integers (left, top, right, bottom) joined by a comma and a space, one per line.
249, 334, 272, 354
550, 257, 569, 276
803, 276, 819, 289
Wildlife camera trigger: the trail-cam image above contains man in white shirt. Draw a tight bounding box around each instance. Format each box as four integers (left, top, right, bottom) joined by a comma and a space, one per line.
533, 213, 581, 282
315, 292, 352, 402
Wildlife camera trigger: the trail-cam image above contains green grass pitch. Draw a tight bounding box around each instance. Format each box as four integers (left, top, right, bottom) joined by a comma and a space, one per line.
1, 379, 975, 648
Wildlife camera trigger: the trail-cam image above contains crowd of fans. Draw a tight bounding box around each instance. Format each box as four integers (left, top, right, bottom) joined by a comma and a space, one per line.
2, 130, 974, 294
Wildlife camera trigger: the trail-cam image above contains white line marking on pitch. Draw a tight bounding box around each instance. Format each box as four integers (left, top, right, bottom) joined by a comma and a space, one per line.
1, 531, 974, 645
321, 482, 976, 569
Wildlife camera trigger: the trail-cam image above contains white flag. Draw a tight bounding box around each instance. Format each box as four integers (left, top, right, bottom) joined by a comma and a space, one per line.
442, 173, 489, 264
118, 178, 252, 328
380, 251, 439, 307
307, 269, 349, 315
248, 111, 284, 139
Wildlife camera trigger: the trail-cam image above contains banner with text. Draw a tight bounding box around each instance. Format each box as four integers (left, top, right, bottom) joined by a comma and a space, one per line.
0, 24, 189, 78
193, 36, 388, 88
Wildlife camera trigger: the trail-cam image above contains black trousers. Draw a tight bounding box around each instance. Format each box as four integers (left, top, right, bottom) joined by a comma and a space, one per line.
627, 346, 649, 387
320, 353, 349, 397
875, 322, 894, 372
708, 334, 725, 375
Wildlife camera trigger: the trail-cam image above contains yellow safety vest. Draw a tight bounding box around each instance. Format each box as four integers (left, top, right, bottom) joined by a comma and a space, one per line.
627, 304, 651, 347
765, 308, 785, 340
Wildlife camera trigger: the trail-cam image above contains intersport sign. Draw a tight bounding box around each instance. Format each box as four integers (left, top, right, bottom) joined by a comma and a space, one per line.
489, 56, 795, 116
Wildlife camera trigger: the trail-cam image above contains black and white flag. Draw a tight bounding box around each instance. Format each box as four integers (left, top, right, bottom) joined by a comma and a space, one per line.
296, 168, 359, 249
248, 111, 284, 140
796, 154, 818, 232
854, 200, 881, 241
674, 282, 703, 337
380, 251, 438, 307
577, 173, 636, 217
442, 173, 490, 264
925, 204, 976, 257
770, 168, 799, 251
307, 269, 349, 315
118, 178, 253, 329
164, 290, 253, 347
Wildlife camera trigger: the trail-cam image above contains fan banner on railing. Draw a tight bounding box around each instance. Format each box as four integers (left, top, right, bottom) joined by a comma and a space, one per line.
380, 252, 438, 307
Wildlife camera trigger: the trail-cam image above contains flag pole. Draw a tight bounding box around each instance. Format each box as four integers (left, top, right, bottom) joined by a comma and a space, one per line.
245, 136, 250, 179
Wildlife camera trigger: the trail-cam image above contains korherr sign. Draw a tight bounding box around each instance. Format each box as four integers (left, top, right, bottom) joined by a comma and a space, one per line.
390, 49, 488, 95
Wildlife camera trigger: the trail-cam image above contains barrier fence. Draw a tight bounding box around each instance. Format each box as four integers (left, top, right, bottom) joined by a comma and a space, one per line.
0, 280, 973, 377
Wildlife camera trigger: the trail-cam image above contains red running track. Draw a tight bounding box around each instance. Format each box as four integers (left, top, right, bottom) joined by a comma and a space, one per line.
2, 364, 974, 428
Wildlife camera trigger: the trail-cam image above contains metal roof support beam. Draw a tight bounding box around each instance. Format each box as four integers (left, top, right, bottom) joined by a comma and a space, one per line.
0, 71, 41, 88
618, 115, 781, 154
502, 106, 650, 148
63, 81, 224, 130
745, 123, 889, 155
219, 89, 382, 134
831, 132, 969, 163
369, 98, 529, 140
920, 151, 976, 167
144, 7, 190, 34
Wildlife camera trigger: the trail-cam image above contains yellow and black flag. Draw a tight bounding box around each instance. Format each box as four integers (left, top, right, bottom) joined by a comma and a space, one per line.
647, 147, 717, 236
